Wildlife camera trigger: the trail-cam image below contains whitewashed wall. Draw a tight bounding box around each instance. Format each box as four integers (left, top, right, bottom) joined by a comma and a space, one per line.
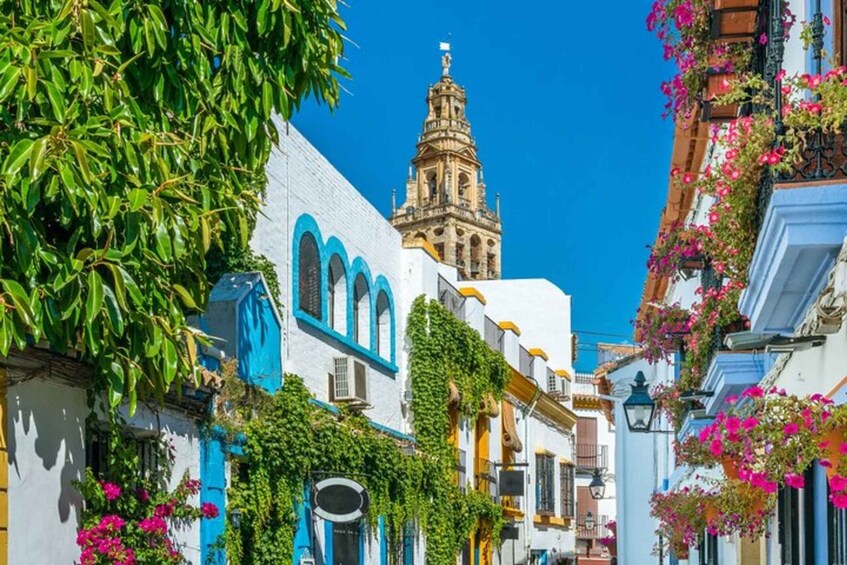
253, 122, 405, 431
6, 377, 204, 564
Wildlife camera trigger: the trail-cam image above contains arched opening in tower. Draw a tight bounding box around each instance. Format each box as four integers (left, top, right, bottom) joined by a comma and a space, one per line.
470, 235, 482, 278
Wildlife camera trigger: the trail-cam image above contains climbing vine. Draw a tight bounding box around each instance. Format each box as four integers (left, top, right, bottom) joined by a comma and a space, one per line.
224, 296, 510, 565
406, 296, 509, 563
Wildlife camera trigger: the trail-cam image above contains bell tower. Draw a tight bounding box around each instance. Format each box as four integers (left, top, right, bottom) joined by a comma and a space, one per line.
390, 51, 502, 280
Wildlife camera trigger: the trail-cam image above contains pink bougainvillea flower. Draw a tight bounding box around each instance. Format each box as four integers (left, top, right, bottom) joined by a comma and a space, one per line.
200, 502, 220, 519
830, 474, 847, 492
759, 33, 768, 45
785, 473, 805, 489
99, 481, 121, 502
833, 493, 847, 509
138, 516, 168, 535
824, 15, 832, 26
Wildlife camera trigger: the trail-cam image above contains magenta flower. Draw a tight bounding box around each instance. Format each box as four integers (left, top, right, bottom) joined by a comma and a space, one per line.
742, 417, 758, 431
200, 502, 220, 519
100, 481, 122, 502
783, 422, 799, 436
138, 516, 167, 535
785, 473, 805, 489
830, 475, 847, 492
710, 439, 724, 457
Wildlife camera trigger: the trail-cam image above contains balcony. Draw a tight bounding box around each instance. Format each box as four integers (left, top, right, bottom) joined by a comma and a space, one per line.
392, 202, 500, 230
475, 457, 498, 499
577, 514, 613, 540
575, 444, 608, 473
701, 351, 769, 416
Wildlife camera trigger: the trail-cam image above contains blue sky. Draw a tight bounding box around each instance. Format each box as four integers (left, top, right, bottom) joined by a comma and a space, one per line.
291, 1, 674, 372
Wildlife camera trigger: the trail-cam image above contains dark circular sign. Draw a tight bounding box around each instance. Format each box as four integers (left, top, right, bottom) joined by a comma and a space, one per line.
312, 477, 370, 523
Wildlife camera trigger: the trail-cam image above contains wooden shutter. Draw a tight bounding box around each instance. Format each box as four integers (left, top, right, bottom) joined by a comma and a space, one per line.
577, 485, 598, 519
577, 417, 597, 444
298, 234, 322, 319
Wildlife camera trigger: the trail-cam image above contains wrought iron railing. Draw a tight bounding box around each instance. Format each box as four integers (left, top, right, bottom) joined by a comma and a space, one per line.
575, 443, 608, 472
574, 373, 594, 386
484, 316, 503, 353
475, 457, 498, 499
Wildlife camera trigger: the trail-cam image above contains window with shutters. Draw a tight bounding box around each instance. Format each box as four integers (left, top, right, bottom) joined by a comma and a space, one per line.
298, 233, 322, 319
376, 290, 391, 359
560, 462, 575, 519
86, 427, 160, 481
535, 453, 556, 515
327, 254, 346, 332
698, 531, 719, 565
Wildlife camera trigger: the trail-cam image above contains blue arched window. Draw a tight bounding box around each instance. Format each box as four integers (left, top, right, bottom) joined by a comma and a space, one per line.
298, 233, 321, 319
352, 273, 370, 346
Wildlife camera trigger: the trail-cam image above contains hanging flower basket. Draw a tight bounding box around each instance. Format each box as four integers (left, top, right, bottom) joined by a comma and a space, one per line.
710, 0, 759, 43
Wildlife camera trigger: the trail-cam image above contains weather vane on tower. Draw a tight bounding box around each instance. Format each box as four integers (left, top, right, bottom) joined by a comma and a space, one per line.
439, 38, 451, 77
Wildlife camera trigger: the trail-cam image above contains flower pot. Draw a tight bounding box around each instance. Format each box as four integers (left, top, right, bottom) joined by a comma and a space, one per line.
711, 0, 759, 42
702, 71, 739, 123
748, 492, 765, 516
609, 544, 617, 557
705, 503, 719, 524
823, 428, 847, 479
721, 318, 749, 335
722, 456, 740, 480
678, 257, 707, 271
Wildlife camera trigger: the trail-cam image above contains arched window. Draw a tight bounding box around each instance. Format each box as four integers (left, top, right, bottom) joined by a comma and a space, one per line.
458, 172, 471, 206
427, 173, 438, 202
298, 233, 321, 319
352, 273, 370, 346
376, 291, 391, 359
328, 255, 347, 333
470, 234, 482, 277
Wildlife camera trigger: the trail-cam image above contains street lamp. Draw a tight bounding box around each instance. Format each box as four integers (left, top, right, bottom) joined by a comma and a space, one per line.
589, 469, 606, 500
230, 508, 242, 530
584, 511, 596, 531
623, 371, 655, 433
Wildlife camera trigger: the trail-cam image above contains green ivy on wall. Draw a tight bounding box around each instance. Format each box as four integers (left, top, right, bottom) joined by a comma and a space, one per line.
406, 296, 509, 563
225, 296, 509, 565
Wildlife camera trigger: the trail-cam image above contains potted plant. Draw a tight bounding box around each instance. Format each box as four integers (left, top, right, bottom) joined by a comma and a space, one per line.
706, 479, 774, 540
650, 486, 714, 556
634, 303, 691, 364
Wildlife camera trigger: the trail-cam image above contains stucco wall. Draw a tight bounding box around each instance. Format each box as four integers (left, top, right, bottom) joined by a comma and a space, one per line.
252, 122, 404, 431
472, 279, 573, 372
6, 377, 204, 564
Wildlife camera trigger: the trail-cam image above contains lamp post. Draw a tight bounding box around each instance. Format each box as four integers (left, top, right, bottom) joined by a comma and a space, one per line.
589, 469, 606, 500
622, 371, 656, 433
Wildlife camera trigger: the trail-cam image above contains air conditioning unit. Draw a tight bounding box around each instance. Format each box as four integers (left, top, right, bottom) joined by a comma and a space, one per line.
331, 356, 370, 407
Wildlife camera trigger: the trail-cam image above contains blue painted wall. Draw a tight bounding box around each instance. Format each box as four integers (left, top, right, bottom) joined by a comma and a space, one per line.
201, 429, 228, 565
237, 279, 283, 392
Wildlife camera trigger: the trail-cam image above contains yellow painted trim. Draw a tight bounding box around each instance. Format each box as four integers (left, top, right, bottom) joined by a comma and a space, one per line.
533, 515, 569, 529
572, 395, 603, 410
506, 368, 578, 429
498, 321, 522, 336
555, 369, 572, 381
528, 348, 549, 361
559, 457, 574, 465
0, 367, 7, 565
403, 238, 441, 262
503, 505, 525, 519
458, 287, 487, 305
535, 447, 555, 456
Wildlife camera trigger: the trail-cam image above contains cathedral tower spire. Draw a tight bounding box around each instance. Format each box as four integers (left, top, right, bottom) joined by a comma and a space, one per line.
390, 51, 503, 280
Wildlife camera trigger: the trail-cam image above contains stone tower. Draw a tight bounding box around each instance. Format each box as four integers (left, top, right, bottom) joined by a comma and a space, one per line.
390, 52, 502, 280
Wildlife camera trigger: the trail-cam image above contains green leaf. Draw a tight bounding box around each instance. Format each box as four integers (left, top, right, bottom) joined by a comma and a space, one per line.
81, 9, 96, 52
85, 270, 104, 325
0, 66, 20, 103
162, 338, 177, 385
1, 279, 35, 327
172, 284, 197, 309
44, 81, 66, 123
3, 139, 34, 178
127, 188, 147, 211
108, 361, 124, 407
29, 137, 49, 180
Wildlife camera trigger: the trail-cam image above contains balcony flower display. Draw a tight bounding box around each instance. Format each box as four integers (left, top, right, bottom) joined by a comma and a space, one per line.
705, 479, 774, 540
634, 303, 691, 363
698, 387, 837, 493
647, 0, 753, 119
650, 485, 714, 555
647, 222, 711, 278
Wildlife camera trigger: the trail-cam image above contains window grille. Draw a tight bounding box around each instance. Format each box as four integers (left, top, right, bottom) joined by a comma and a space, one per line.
298, 234, 322, 319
